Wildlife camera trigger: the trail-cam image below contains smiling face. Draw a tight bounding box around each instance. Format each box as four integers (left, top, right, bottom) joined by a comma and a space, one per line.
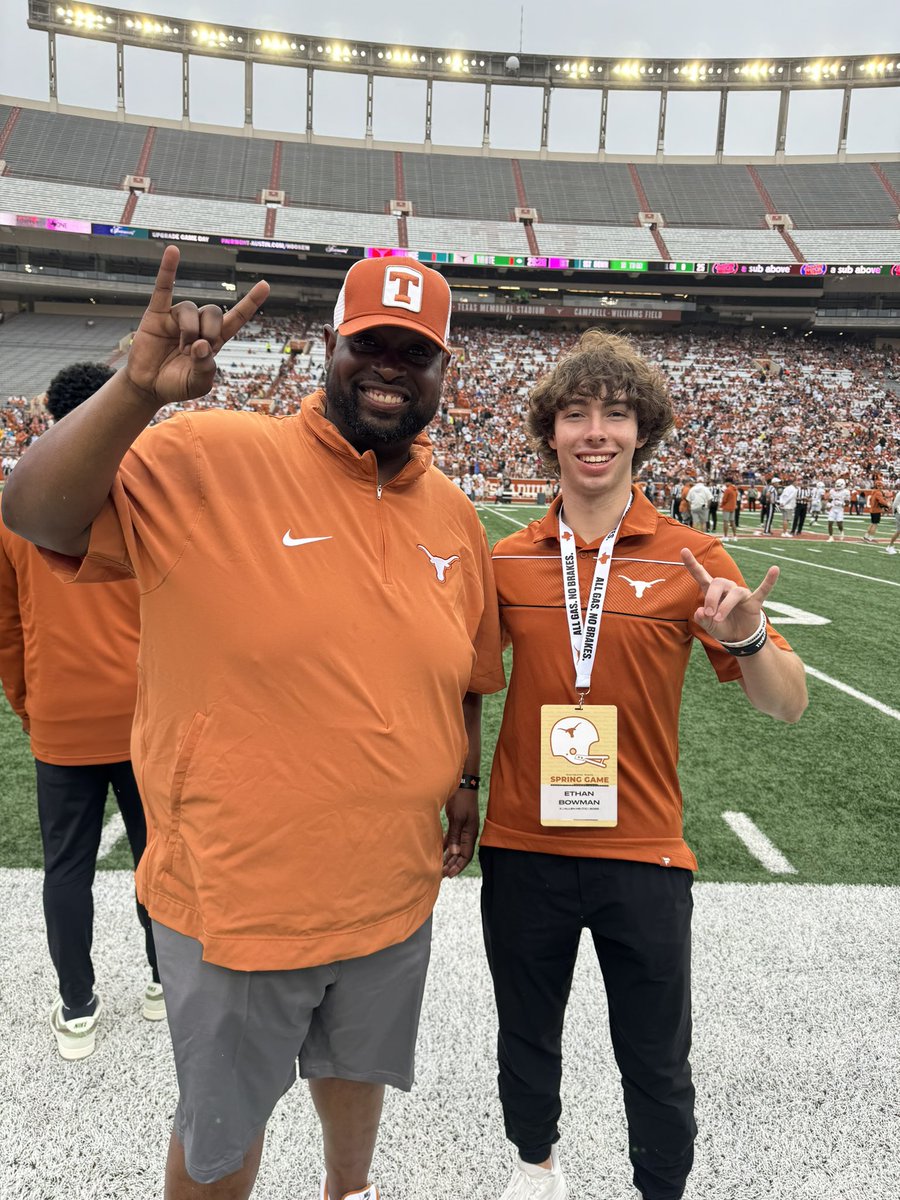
549, 392, 646, 502
323, 324, 448, 459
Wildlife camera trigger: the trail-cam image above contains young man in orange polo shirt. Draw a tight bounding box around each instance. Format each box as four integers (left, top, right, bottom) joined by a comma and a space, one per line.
3, 250, 504, 1200
0, 362, 162, 1062
481, 331, 807, 1200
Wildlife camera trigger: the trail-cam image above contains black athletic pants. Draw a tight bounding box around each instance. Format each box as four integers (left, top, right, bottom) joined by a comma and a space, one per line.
481, 848, 696, 1200
791, 503, 808, 536
36, 759, 158, 1009
706, 501, 718, 532
761, 502, 775, 534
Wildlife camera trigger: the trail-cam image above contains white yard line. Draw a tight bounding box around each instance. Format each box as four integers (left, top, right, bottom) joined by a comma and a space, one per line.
97, 812, 126, 860
476, 506, 528, 528
731, 544, 900, 587
804, 665, 900, 722
721, 812, 797, 874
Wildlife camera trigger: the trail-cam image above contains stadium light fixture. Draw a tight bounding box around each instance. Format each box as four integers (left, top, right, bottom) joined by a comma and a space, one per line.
26, 3, 900, 95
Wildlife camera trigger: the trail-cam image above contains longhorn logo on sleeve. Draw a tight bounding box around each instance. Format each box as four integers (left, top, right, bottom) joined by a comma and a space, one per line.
417, 544, 460, 582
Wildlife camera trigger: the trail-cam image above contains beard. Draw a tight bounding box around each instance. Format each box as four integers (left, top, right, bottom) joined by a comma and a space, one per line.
324, 372, 438, 449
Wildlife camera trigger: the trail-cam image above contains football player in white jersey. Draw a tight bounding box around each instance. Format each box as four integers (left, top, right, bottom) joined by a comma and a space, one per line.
826, 478, 851, 542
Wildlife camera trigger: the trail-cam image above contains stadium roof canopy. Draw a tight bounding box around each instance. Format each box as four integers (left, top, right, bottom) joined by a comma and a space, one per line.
26, 1, 900, 155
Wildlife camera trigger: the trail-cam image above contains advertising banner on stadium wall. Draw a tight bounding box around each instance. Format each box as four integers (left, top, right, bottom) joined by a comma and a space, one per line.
0, 212, 91, 234
453, 302, 681, 322
2, 211, 899, 279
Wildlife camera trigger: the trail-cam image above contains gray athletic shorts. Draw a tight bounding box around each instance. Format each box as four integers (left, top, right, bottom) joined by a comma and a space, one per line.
153, 916, 432, 1185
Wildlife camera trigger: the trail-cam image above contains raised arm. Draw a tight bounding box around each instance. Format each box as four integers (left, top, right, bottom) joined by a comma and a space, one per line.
1, 246, 269, 556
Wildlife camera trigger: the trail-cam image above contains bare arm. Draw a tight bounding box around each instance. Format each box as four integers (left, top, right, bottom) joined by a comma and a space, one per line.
733, 637, 808, 723
681, 548, 808, 724
443, 691, 484, 878
1, 246, 269, 556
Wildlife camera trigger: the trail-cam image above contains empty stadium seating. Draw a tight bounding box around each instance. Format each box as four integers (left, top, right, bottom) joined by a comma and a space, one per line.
661, 228, 796, 263
402, 153, 519, 221
2, 105, 899, 256
280, 143, 395, 214
533, 223, 658, 258
791, 229, 900, 260
131, 192, 268, 237
1, 107, 146, 191
754, 164, 898, 228
516, 161, 637, 225
635, 164, 767, 228
406, 217, 530, 254
277, 206, 396, 245
0, 176, 126, 224
0, 313, 133, 397
147, 128, 273, 202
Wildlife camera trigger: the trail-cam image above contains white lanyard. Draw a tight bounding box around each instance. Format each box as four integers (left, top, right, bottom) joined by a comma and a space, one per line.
559, 495, 632, 702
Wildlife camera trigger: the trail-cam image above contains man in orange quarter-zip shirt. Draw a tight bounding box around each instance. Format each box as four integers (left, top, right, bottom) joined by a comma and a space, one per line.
2, 249, 504, 1200
0, 362, 162, 1064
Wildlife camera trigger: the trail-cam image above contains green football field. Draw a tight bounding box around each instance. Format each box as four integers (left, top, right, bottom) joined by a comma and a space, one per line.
1, 506, 898, 886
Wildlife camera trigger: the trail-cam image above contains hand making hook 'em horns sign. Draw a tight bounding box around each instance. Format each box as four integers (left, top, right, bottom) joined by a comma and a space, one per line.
680, 547, 780, 644
124, 245, 270, 409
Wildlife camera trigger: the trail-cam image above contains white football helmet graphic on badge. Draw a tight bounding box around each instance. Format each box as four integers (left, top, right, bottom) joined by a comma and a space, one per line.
549, 717, 609, 767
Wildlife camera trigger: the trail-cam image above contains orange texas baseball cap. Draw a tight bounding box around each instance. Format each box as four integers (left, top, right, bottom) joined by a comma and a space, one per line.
333, 256, 452, 353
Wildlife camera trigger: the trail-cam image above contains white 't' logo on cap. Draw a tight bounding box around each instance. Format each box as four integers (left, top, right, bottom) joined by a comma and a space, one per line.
382, 267, 424, 312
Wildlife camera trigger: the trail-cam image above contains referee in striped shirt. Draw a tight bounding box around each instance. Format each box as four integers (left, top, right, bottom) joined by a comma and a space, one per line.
792, 483, 811, 536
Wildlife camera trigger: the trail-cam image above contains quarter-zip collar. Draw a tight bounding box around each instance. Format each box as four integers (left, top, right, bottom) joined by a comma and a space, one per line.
296, 390, 432, 489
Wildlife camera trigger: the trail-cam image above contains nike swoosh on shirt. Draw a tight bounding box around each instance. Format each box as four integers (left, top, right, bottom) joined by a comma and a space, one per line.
282, 532, 333, 547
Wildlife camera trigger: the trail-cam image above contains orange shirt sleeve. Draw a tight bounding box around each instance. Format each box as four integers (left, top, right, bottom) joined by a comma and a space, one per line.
0, 524, 28, 729
41, 414, 204, 589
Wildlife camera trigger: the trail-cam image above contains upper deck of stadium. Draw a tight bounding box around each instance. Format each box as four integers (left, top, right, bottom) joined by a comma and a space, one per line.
1, 98, 899, 265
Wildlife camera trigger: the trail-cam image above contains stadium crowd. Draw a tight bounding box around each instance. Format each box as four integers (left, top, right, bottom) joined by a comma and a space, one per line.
3, 321, 898, 498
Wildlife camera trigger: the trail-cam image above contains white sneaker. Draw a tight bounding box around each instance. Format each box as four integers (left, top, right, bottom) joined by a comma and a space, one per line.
827, 536, 834, 542
886, 546, 897, 555
499, 1146, 567, 1199
319, 1172, 380, 1200
781, 533, 792, 538
50, 994, 102, 1061
863, 535, 873, 542
838, 533, 845, 541
143, 982, 166, 1021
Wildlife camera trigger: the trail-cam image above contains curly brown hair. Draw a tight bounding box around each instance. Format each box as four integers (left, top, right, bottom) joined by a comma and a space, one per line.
526, 329, 674, 477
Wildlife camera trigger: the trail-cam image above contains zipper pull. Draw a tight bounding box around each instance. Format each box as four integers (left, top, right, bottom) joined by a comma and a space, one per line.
377, 483, 383, 499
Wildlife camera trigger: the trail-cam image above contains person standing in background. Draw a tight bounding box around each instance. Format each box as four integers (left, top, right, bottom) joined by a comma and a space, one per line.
863, 480, 889, 543
0, 362, 162, 1062
778, 477, 798, 538
791, 482, 810, 537
720, 478, 738, 543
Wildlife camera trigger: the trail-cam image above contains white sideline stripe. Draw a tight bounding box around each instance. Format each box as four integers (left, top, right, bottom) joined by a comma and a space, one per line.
476, 506, 528, 528
839, 549, 859, 555
804, 665, 900, 722
722, 812, 797, 875
97, 812, 126, 860
732, 543, 900, 587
